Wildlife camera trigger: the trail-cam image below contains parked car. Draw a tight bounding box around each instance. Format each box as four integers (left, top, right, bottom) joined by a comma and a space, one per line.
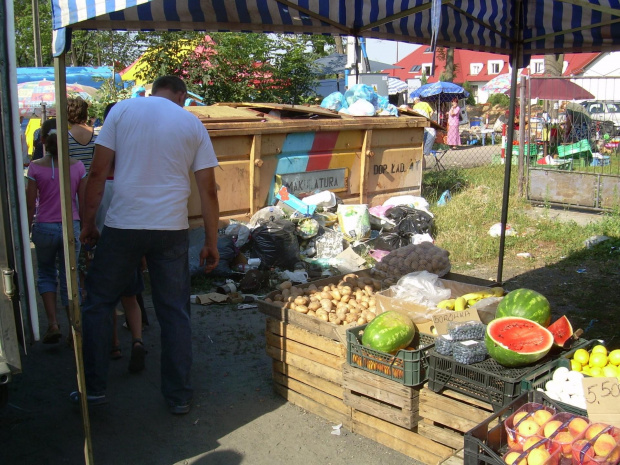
580, 100, 620, 135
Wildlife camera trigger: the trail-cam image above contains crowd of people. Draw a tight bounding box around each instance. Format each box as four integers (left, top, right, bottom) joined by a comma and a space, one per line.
23, 75, 221, 415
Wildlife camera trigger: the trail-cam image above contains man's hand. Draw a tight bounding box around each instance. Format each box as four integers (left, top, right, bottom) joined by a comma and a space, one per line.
199, 244, 219, 273
80, 223, 100, 250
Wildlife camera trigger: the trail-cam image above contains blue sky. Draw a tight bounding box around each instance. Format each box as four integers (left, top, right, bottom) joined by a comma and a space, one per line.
364, 39, 420, 65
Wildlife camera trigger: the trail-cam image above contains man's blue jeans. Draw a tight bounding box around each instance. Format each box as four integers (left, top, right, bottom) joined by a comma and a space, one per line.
81, 227, 192, 406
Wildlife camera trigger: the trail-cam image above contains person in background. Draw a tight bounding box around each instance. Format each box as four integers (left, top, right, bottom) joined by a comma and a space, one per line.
20, 116, 30, 166
446, 98, 461, 149
26, 119, 86, 344
67, 96, 98, 173
412, 97, 437, 168
97, 102, 148, 372
73, 76, 220, 413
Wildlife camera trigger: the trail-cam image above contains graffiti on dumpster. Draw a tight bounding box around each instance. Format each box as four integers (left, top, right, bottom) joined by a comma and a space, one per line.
373, 160, 418, 175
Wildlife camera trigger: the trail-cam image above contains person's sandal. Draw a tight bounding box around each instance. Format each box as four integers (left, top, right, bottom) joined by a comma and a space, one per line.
43, 325, 61, 344
128, 339, 146, 373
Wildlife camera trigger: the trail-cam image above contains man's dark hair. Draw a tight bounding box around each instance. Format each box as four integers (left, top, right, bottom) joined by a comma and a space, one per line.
152, 76, 187, 95
103, 102, 117, 120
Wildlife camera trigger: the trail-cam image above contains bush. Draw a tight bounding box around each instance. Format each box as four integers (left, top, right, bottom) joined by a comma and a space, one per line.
488, 93, 510, 108
461, 81, 477, 105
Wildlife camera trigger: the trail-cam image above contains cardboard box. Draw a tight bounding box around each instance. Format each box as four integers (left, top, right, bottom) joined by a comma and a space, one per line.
374, 279, 499, 334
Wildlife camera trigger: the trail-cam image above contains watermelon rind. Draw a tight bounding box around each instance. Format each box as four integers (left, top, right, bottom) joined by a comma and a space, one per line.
496, 288, 551, 327
361, 311, 415, 354
485, 316, 553, 367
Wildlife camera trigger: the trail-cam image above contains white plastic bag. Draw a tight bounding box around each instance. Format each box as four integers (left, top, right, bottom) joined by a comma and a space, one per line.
383, 195, 433, 217
347, 99, 376, 116
302, 190, 336, 208
391, 271, 451, 308
488, 223, 516, 237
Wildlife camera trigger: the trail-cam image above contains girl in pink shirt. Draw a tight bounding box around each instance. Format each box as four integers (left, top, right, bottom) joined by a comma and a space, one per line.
26, 119, 87, 344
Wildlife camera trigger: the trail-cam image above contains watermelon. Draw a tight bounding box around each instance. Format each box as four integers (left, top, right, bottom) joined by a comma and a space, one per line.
496, 289, 551, 327
547, 315, 574, 347
485, 316, 553, 367
361, 311, 415, 354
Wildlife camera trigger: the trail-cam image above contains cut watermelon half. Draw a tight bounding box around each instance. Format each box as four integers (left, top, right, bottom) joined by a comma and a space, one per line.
485, 316, 553, 367
547, 315, 574, 347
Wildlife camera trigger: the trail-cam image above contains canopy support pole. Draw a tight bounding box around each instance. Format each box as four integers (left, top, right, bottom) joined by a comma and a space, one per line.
53, 53, 95, 465
496, 0, 524, 285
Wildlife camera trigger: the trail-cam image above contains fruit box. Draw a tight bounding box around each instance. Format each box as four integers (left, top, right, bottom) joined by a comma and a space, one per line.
346, 324, 435, 387
463, 391, 564, 465
374, 278, 499, 335
572, 424, 620, 465
257, 270, 373, 343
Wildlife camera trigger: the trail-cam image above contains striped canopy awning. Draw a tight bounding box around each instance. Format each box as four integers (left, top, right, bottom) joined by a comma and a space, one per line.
51, 0, 620, 58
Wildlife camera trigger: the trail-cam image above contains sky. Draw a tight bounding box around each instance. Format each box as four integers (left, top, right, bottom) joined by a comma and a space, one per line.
364, 39, 420, 65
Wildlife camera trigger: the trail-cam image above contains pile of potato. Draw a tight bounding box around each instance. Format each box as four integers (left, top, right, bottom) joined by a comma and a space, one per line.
371, 242, 451, 285
264, 273, 381, 326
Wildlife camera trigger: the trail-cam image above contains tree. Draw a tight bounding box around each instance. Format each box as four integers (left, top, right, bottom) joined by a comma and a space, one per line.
437, 47, 456, 82
68, 31, 143, 68
461, 81, 477, 105
420, 71, 428, 86
134, 32, 329, 105
543, 53, 564, 118
14, 0, 53, 67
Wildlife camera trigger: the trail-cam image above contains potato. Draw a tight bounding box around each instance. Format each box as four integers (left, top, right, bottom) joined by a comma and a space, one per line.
355, 290, 363, 301
315, 309, 329, 321
366, 312, 376, 322
308, 301, 320, 312
344, 313, 358, 324
282, 288, 291, 299
274, 294, 283, 302
279, 281, 292, 290
294, 296, 308, 306
264, 297, 273, 304
295, 304, 309, 314
364, 285, 374, 295
341, 294, 351, 303
340, 286, 352, 296
357, 316, 367, 325
336, 308, 347, 320
330, 289, 342, 301
359, 301, 369, 309
307, 310, 317, 317
320, 298, 333, 311
336, 301, 348, 310
309, 294, 319, 302
289, 302, 296, 311
320, 291, 331, 300
371, 279, 382, 290
307, 284, 317, 292
322, 286, 331, 292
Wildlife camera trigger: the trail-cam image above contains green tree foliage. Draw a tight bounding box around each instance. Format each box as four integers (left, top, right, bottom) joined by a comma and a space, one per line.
487, 93, 510, 108
134, 32, 330, 105
461, 81, 477, 105
421, 71, 428, 86
13, 0, 53, 66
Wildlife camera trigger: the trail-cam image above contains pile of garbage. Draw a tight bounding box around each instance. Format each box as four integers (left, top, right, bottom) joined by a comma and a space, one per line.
320, 84, 399, 117
189, 186, 436, 293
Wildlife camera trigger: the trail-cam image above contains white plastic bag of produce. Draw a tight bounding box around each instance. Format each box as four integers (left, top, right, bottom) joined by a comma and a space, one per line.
391, 270, 451, 307
337, 204, 371, 242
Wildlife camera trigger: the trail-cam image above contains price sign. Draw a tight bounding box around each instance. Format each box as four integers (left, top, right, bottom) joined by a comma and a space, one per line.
582, 377, 620, 427
432, 309, 481, 335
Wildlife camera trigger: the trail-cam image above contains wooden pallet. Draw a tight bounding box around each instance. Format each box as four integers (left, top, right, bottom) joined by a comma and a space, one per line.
418, 387, 496, 451
440, 448, 464, 465
342, 364, 420, 429
265, 318, 350, 426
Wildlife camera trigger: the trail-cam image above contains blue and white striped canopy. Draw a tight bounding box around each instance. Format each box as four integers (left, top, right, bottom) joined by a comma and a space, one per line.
51, 0, 620, 57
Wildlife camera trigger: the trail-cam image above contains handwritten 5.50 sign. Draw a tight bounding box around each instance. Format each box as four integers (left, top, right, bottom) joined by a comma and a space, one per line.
582, 377, 620, 428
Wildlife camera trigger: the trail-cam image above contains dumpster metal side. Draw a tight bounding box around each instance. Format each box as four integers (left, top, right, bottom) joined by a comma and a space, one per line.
186, 105, 427, 225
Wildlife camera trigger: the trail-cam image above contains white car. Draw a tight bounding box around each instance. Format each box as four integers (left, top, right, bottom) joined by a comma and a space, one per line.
580, 101, 620, 135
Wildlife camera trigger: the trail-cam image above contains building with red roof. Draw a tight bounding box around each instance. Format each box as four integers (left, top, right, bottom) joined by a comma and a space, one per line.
387, 47, 600, 103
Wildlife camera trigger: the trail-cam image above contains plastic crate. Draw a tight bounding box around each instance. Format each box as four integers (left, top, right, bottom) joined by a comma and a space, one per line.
346, 324, 435, 387
512, 144, 538, 156
463, 391, 563, 465
428, 350, 558, 411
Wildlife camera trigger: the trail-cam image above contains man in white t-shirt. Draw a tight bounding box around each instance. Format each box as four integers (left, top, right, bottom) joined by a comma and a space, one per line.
72, 76, 220, 415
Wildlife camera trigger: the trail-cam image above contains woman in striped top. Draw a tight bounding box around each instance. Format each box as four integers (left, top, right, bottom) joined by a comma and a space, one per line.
67, 96, 98, 173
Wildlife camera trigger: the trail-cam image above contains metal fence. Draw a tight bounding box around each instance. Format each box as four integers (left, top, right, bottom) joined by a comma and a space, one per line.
424, 76, 620, 210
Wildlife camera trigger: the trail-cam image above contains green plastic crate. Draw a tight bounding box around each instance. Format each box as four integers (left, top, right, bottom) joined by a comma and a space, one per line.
511, 143, 539, 156
557, 139, 592, 158
346, 324, 435, 387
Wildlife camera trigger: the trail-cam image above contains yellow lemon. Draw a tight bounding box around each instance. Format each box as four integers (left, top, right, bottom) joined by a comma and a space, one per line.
589, 367, 603, 377
570, 359, 582, 372
609, 349, 620, 366
602, 365, 618, 378
581, 366, 592, 376
573, 349, 589, 366
591, 345, 608, 356
589, 353, 608, 368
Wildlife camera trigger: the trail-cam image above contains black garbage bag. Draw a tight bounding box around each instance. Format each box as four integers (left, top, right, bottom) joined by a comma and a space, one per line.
386, 206, 435, 236
207, 235, 240, 277
250, 219, 300, 270
374, 232, 409, 251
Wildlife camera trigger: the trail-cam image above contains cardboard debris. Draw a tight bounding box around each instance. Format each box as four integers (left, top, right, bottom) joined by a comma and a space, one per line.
333, 247, 367, 273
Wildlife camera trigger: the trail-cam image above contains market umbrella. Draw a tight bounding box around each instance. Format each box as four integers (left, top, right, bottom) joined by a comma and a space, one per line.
312, 53, 403, 75
524, 78, 594, 101
481, 73, 512, 94
387, 77, 408, 95
409, 82, 470, 103
17, 80, 98, 116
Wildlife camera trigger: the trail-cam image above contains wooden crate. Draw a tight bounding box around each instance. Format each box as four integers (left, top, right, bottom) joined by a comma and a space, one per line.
350, 410, 455, 465
342, 364, 420, 429
265, 318, 350, 426
418, 387, 496, 450
440, 448, 464, 465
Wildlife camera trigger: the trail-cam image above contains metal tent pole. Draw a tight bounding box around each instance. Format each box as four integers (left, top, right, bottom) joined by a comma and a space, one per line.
53, 53, 95, 465
497, 0, 524, 285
